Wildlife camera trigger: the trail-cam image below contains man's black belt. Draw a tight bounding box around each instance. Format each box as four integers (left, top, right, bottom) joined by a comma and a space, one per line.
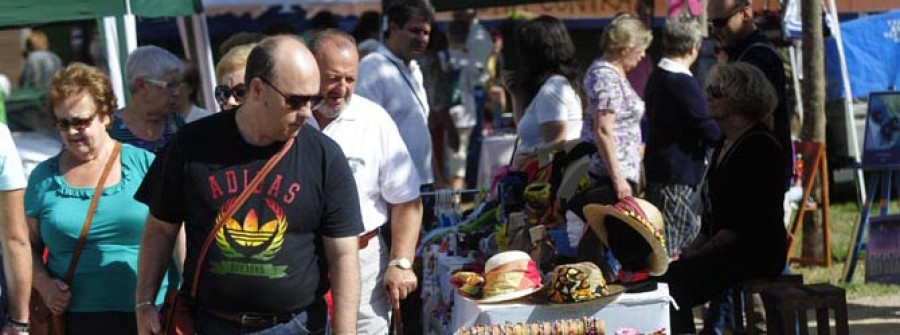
203, 308, 297, 328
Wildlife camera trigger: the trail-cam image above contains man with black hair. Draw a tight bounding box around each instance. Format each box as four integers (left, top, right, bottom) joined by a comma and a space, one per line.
357, 0, 435, 193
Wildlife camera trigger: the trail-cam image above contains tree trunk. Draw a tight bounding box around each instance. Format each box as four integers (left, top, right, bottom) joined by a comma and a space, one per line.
800, 0, 827, 264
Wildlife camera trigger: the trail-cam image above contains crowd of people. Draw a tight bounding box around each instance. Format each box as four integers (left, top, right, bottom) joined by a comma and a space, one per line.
0, 0, 796, 334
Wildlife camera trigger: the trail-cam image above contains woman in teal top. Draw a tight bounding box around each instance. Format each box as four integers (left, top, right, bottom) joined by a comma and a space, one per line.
25, 63, 178, 334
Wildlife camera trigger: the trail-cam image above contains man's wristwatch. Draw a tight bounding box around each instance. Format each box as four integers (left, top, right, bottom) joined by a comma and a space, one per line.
5, 317, 29, 332
388, 258, 413, 270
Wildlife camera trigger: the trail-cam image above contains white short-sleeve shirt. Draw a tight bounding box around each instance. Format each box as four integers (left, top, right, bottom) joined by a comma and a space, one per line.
309, 95, 421, 233
517, 75, 584, 152
0, 124, 26, 191
356, 45, 433, 184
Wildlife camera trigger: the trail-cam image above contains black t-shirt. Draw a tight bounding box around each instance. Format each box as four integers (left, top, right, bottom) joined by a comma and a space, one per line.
135, 110, 363, 314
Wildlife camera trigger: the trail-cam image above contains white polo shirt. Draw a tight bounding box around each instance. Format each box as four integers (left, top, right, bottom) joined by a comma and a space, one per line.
0, 124, 26, 191
356, 45, 433, 184
308, 95, 421, 234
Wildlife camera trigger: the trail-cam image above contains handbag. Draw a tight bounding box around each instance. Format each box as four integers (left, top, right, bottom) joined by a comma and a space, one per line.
30, 142, 122, 335
160, 137, 295, 335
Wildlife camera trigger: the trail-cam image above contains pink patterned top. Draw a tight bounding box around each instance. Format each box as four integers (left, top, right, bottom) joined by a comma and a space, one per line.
581, 59, 645, 183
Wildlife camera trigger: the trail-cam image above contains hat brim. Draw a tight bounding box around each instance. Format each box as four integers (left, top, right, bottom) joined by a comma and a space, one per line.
584, 204, 669, 276
531, 284, 626, 305
468, 285, 544, 304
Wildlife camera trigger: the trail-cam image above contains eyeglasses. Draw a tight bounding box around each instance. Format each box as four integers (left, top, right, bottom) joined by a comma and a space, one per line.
706, 84, 727, 100
710, 1, 750, 29
144, 78, 182, 90
54, 114, 98, 131
214, 84, 248, 105
256, 77, 323, 110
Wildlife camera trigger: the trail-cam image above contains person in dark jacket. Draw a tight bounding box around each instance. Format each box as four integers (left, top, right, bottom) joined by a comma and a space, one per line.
661, 62, 788, 334
644, 16, 721, 258
709, 0, 791, 191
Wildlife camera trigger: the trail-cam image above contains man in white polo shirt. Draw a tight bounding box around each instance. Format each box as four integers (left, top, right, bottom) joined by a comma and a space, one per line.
356, 1, 434, 192
0, 123, 32, 334
309, 29, 423, 334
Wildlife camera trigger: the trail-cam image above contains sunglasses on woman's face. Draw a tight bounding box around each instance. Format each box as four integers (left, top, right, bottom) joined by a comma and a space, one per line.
706, 84, 727, 100
54, 114, 98, 131
214, 84, 248, 105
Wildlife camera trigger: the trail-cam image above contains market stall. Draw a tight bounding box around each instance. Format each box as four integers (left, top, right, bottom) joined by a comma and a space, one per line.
418, 138, 675, 334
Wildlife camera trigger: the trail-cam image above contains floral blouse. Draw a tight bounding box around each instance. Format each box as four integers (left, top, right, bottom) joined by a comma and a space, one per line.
581, 59, 645, 183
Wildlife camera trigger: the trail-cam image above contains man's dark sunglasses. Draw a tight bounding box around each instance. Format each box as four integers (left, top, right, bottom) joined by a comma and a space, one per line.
256, 77, 323, 110
214, 84, 247, 105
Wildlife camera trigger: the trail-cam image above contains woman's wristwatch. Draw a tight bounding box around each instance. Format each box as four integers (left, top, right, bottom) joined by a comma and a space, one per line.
5, 317, 29, 332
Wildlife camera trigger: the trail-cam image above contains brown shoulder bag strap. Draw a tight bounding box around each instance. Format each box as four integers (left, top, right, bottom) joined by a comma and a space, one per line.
188, 137, 296, 297
62, 141, 122, 284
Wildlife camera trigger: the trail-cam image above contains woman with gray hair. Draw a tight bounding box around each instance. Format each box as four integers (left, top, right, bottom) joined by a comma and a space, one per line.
108, 45, 185, 153
644, 16, 721, 258
660, 62, 788, 333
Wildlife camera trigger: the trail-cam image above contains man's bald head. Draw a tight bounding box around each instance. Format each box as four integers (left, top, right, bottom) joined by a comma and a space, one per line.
245, 35, 319, 85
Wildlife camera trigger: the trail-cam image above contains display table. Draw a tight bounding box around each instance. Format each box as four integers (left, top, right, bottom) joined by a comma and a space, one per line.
476, 134, 517, 190
450, 283, 673, 335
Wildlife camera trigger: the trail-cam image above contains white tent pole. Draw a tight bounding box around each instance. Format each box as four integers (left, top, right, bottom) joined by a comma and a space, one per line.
102, 16, 127, 109
191, 13, 218, 112
826, 0, 866, 205
122, 14, 137, 53
176, 17, 192, 59
789, 44, 804, 126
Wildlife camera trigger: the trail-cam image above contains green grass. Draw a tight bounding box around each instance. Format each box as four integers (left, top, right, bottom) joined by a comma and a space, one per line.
789, 200, 900, 298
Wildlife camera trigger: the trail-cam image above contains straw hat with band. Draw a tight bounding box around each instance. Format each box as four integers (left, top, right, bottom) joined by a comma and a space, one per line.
584, 197, 669, 276
453, 251, 543, 303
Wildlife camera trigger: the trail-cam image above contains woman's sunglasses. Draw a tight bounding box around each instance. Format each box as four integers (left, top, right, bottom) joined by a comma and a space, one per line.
706, 84, 727, 100
214, 84, 248, 105
54, 114, 97, 131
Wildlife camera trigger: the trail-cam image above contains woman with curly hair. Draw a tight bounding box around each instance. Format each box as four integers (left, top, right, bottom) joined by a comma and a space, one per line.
25, 63, 179, 334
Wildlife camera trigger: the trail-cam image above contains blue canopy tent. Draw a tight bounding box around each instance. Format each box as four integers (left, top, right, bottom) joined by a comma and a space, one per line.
825, 10, 900, 100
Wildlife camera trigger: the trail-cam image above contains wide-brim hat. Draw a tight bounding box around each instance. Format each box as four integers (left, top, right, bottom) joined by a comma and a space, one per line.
456, 251, 543, 303
543, 262, 625, 304
584, 197, 669, 276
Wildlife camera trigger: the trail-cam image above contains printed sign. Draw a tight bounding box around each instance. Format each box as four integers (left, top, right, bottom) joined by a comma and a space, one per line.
865, 214, 900, 284
861, 92, 900, 167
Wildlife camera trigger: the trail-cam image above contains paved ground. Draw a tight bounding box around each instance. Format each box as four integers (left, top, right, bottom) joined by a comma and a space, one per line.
845, 294, 900, 335
692, 294, 900, 334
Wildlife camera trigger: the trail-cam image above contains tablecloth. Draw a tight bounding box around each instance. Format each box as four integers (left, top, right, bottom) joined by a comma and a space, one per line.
450, 283, 673, 334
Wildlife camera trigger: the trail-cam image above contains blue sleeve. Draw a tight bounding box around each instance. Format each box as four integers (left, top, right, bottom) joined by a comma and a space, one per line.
355, 56, 384, 105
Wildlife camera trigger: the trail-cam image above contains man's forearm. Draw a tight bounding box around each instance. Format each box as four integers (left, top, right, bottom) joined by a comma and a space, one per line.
136, 215, 180, 302
0, 189, 32, 320
390, 199, 423, 260
325, 236, 360, 333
